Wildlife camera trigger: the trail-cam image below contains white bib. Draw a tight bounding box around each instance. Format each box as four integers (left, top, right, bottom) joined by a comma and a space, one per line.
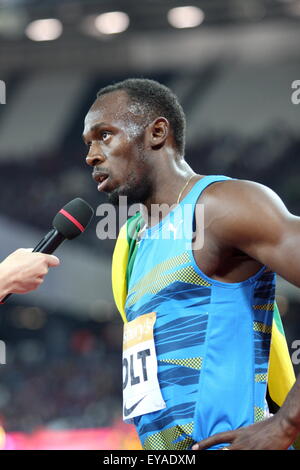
122, 312, 166, 423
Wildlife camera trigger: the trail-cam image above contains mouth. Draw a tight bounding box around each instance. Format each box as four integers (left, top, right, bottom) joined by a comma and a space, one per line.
92, 172, 110, 192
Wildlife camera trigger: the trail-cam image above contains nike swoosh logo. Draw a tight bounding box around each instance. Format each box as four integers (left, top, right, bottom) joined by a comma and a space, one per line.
123, 396, 146, 417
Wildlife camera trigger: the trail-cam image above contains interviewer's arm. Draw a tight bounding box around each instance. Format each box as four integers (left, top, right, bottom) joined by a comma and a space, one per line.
0, 248, 60, 300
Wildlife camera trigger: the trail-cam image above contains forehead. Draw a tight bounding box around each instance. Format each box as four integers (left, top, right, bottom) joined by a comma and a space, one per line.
84, 90, 133, 132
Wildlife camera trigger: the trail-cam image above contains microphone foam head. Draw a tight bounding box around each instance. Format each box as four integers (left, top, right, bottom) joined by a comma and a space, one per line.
52, 198, 94, 239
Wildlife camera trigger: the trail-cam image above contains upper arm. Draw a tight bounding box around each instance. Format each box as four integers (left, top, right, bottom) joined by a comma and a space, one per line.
204, 179, 300, 287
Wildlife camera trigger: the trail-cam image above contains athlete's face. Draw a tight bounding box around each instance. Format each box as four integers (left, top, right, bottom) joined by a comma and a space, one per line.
83, 90, 154, 205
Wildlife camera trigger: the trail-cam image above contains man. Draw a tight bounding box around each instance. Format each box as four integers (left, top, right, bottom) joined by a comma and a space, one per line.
83, 78, 300, 450
0, 249, 59, 301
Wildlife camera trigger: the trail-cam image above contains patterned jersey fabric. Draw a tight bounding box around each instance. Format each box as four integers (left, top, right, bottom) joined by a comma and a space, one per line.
124, 175, 276, 450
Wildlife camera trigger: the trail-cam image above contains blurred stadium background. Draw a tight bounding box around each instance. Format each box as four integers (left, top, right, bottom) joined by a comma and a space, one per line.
0, 0, 300, 450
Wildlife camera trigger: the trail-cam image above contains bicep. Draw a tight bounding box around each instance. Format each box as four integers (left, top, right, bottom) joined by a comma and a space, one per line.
207, 180, 300, 287
244, 213, 300, 286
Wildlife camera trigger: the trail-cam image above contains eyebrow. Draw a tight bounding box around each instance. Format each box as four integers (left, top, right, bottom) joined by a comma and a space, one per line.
82, 122, 110, 144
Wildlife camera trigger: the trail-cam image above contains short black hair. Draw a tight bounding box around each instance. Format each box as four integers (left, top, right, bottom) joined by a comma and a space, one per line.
96, 78, 186, 155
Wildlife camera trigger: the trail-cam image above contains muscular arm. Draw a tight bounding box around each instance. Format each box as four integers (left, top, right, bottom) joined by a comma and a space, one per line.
193, 179, 300, 449
205, 179, 300, 286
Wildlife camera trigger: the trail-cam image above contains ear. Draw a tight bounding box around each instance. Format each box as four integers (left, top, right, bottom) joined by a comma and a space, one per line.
147, 117, 169, 149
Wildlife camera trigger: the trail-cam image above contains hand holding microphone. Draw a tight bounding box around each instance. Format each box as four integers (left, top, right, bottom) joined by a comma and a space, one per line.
0, 249, 60, 298
0, 198, 94, 303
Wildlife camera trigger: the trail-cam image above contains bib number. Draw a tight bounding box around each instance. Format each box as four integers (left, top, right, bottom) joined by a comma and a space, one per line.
122, 312, 166, 422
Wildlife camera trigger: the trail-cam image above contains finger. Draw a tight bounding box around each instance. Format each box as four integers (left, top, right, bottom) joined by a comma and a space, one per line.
15, 248, 34, 253
44, 255, 60, 267
32, 278, 44, 290
192, 431, 237, 450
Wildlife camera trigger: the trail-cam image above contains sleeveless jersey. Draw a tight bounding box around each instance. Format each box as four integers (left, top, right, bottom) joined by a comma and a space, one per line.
124, 175, 276, 450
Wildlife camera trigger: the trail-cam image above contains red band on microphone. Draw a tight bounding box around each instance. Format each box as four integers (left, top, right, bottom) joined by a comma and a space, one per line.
59, 209, 85, 232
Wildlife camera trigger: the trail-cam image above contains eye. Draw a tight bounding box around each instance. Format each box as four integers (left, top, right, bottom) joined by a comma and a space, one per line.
100, 131, 111, 142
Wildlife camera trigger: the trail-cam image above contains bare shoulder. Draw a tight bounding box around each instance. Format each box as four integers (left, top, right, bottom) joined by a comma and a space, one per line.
201, 178, 290, 217
203, 178, 285, 207
198, 178, 292, 248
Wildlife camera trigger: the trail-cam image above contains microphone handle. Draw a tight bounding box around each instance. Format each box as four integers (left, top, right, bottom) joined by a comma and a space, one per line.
33, 229, 65, 254
1, 229, 66, 304
32, 228, 56, 252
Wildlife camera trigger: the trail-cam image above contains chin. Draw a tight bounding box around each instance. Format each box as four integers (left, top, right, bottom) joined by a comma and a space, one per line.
107, 174, 153, 207
107, 187, 130, 206
107, 189, 144, 207
107, 189, 121, 206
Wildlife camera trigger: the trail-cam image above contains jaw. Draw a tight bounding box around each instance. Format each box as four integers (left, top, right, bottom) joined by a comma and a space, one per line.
107, 173, 154, 207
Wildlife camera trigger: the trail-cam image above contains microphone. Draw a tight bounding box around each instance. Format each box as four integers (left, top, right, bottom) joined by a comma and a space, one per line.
1, 198, 94, 303
32, 197, 94, 254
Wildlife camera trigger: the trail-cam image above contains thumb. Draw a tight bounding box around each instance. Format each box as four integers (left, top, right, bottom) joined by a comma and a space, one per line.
44, 254, 60, 267
192, 430, 236, 450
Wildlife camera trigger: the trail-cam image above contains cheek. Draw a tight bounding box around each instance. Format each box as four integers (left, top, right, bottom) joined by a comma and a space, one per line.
111, 149, 136, 173
109, 159, 132, 185
109, 142, 145, 181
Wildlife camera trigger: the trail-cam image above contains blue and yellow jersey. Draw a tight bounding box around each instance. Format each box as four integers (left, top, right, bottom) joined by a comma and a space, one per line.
112, 175, 296, 450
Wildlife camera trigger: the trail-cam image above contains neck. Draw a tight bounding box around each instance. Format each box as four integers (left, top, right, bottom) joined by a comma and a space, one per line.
140, 159, 200, 228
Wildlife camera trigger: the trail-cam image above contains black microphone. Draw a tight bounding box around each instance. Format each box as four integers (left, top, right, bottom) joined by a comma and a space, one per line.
1, 198, 94, 303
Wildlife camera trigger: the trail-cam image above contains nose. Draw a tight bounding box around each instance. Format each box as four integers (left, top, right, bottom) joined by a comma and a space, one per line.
86, 151, 105, 167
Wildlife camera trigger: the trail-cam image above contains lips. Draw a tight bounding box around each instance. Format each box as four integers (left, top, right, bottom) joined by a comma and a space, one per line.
92, 172, 110, 192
